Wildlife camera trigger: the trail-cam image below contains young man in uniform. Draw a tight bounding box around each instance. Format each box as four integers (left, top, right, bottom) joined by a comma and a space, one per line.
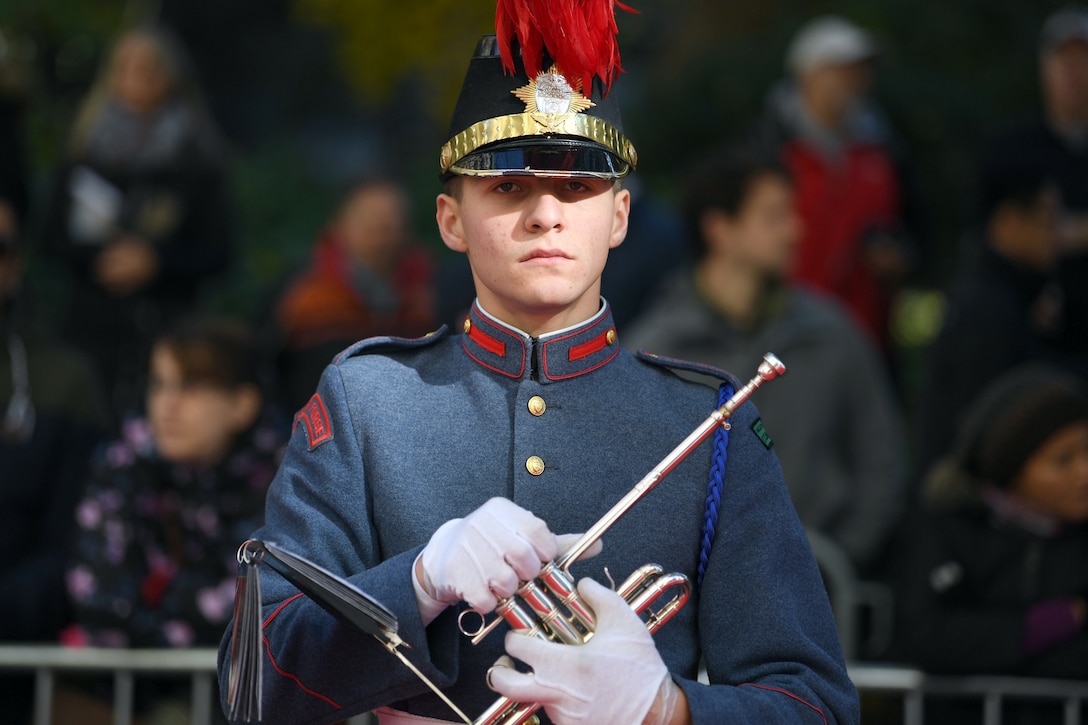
217, 4, 858, 724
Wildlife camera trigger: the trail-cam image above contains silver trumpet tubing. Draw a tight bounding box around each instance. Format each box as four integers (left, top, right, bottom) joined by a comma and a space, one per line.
460, 353, 787, 725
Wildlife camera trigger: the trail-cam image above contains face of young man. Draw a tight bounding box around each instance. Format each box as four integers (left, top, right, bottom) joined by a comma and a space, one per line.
708, 173, 800, 280
436, 175, 630, 335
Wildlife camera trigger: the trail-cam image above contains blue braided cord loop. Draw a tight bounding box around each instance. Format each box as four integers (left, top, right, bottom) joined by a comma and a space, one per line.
697, 383, 733, 590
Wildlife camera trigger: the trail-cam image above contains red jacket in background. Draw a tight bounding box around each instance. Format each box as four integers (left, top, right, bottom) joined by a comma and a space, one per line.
782, 139, 902, 349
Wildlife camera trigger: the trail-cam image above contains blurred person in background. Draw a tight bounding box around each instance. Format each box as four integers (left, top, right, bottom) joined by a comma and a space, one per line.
39, 24, 237, 424
0, 188, 110, 725
979, 6, 1088, 379
912, 168, 1072, 489
597, 176, 690, 332
754, 14, 924, 358
57, 316, 285, 725
892, 365, 1088, 725
624, 147, 907, 578
264, 176, 437, 414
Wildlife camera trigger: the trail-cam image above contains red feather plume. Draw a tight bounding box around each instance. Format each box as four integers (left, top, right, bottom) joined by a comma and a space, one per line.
495, 0, 638, 96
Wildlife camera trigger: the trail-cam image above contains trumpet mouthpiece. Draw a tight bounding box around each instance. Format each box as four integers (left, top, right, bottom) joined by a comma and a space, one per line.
759, 353, 787, 380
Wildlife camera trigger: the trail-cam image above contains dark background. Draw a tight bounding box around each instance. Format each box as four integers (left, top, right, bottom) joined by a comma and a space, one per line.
0, 0, 1078, 328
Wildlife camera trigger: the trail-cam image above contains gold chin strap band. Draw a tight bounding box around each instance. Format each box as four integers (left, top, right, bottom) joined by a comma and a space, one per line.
439, 111, 638, 177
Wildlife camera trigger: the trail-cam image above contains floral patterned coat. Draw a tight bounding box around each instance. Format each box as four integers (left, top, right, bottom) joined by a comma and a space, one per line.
65, 416, 285, 648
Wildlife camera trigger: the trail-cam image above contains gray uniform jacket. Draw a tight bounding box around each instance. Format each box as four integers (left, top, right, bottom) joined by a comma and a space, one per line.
625, 273, 907, 572
217, 301, 859, 725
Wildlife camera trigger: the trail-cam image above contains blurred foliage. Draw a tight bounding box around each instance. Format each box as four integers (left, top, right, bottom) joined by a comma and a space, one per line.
0, 0, 165, 176
292, 0, 494, 124
0, 0, 130, 51
202, 141, 335, 320
284, 0, 1081, 283
2, 0, 1086, 319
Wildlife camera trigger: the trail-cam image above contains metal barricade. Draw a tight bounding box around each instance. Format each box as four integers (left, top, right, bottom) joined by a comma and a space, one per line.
850, 663, 1088, 725
0, 644, 376, 725
0, 645, 219, 725
2, 645, 1083, 725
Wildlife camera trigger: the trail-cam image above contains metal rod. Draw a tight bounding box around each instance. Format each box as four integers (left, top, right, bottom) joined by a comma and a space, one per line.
556, 353, 785, 569
192, 672, 214, 725
1064, 695, 1080, 725
384, 642, 472, 725
983, 690, 1002, 725
33, 667, 53, 725
114, 670, 134, 725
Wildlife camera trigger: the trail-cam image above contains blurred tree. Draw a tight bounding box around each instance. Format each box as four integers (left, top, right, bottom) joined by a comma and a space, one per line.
292, 0, 493, 124
4, 0, 1085, 334
0, 0, 136, 168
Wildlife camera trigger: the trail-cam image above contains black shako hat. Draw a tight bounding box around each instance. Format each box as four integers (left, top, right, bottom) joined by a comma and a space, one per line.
439, 1, 638, 180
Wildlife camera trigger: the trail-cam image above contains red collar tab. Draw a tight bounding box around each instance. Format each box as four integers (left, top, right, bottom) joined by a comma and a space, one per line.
460, 302, 620, 382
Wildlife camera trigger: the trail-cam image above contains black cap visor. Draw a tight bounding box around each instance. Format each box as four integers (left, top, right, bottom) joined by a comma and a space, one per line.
448, 138, 630, 179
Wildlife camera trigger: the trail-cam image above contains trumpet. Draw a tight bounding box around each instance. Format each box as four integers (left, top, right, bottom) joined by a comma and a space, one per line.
461, 353, 787, 725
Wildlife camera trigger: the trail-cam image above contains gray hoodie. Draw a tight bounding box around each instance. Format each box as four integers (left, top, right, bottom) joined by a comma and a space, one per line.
624, 271, 908, 571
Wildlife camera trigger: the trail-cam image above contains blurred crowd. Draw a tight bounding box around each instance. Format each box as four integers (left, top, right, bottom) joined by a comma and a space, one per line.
0, 7, 1087, 725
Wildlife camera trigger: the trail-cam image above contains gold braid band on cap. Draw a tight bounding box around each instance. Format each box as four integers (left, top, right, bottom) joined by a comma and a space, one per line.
440, 111, 638, 176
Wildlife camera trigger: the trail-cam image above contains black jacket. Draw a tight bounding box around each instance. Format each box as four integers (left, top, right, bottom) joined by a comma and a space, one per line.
894, 493, 1088, 679
0, 321, 109, 641
913, 246, 1063, 482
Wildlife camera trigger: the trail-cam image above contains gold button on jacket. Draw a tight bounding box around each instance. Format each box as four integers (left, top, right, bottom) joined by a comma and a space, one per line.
525, 456, 545, 476
527, 396, 546, 416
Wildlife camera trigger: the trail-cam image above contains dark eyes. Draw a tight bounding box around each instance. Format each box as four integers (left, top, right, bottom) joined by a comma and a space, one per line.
489, 179, 601, 195
493, 181, 521, 194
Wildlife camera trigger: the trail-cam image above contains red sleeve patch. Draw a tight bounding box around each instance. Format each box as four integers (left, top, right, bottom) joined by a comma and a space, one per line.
293, 393, 334, 450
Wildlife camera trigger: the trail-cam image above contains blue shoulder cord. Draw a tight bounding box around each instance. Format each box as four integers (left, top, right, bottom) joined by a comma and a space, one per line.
697, 382, 734, 591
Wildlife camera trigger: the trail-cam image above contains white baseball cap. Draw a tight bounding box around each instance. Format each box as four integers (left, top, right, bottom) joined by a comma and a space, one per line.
1039, 7, 1088, 55
786, 15, 879, 75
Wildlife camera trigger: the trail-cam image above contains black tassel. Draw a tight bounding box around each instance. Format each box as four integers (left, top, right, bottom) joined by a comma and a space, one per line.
224, 539, 472, 725
261, 541, 398, 642
226, 540, 265, 722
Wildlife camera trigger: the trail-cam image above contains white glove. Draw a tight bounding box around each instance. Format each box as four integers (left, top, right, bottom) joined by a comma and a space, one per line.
418, 497, 560, 613
486, 577, 676, 725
